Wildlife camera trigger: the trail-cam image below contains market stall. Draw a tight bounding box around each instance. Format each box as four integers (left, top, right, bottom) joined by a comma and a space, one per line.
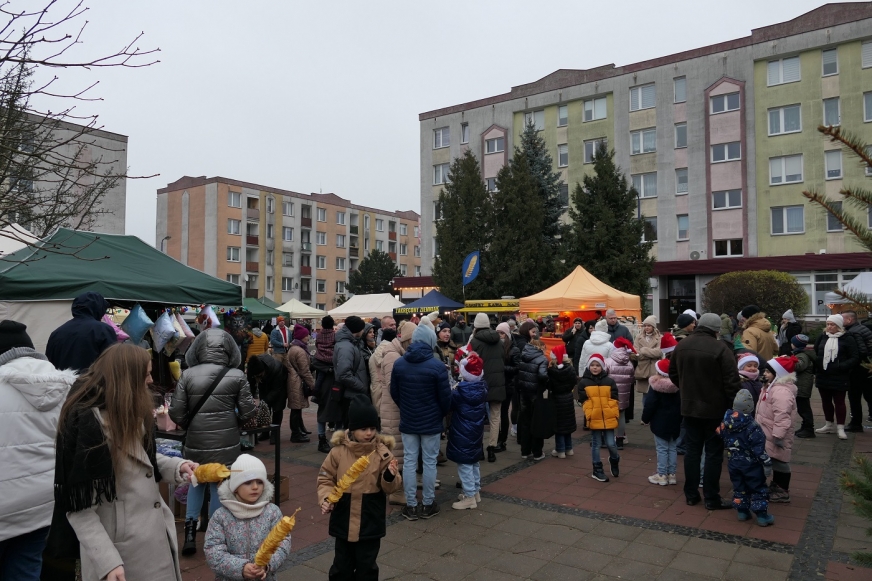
824, 272, 872, 314
277, 298, 328, 320
393, 289, 464, 319
328, 293, 404, 320
243, 297, 290, 320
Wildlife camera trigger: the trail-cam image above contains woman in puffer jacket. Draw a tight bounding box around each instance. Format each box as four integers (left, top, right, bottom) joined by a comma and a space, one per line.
578, 319, 613, 375
375, 324, 413, 504
547, 345, 577, 458
607, 338, 636, 449
515, 327, 548, 460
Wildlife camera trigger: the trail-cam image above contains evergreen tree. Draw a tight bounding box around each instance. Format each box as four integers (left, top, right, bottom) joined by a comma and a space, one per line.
564, 143, 655, 304
517, 119, 565, 259
346, 250, 400, 295
432, 150, 494, 300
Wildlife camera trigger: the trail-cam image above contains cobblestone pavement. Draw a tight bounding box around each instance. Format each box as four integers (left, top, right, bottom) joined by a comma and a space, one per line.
176, 390, 872, 581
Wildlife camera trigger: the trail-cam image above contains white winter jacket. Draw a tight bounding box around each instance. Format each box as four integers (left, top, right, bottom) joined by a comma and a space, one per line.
578, 331, 614, 376
0, 348, 76, 541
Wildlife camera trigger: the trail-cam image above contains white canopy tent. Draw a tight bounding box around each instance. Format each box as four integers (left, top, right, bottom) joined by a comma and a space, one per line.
277, 298, 327, 319
0, 224, 38, 257
824, 272, 872, 306
328, 293, 404, 320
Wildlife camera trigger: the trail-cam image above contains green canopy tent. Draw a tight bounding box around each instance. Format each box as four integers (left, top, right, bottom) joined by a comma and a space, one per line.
243, 297, 289, 320
257, 296, 282, 309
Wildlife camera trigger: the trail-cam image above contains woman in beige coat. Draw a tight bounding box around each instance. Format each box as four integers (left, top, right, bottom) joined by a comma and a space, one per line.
377, 323, 415, 505
634, 316, 662, 395
285, 324, 316, 443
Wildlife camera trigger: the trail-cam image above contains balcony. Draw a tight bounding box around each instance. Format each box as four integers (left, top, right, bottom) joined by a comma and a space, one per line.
246, 235, 258, 246
350, 225, 359, 234
245, 289, 259, 299
300, 290, 312, 301
301, 217, 312, 228
246, 208, 259, 221
300, 242, 312, 252
300, 266, 312, 276
350, 246, 359, 258
245, 261, 259, 272
388, 231, 397, 241
389, 252, 397, 261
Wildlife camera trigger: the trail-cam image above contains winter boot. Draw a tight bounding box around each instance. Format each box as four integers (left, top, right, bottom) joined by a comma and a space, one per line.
837, 424, 848, 440
591, 462, 609, 482
317, 435, 331, 453
609, 456, 620, 478
756, 513, 775, 527
815, 421, 836, 434
487, 446, 497, 463
844, 421, 864, 432
182, 519, 197, 556
616, 436, 624, 450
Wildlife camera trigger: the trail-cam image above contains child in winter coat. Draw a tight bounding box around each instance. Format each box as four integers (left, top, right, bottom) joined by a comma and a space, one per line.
578, 353, 620, 482
641, 359, 681, 486
717, 389, 774, 527
204, 455, 291, 581
791, 334, 817, 438
758, 356, 799, 504
318, 395, 402, 579
448, 352, 489, 510
607, 338, 635, 449
548, 345, 577, 458
737, 353, 764, 406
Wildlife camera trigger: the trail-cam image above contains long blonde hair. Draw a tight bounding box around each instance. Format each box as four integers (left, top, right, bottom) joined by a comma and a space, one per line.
58, 343, 154, 469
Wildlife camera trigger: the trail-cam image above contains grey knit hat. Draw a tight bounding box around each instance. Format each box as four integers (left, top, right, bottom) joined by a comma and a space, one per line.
733, 389, 754, 414
698, 313, 722, 333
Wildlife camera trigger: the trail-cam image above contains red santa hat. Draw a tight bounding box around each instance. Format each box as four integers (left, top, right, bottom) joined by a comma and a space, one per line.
613, 337, 636, 353
550, 344, 568, 364
660, 333, 678, 354
459, 351, 484, 382
587, 353, 605, 368
656, 358, 671, 376
768, 355, 798, 378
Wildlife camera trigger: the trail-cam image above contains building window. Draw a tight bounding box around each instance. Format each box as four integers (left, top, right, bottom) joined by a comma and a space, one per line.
375, 219, 384, 232
433, 200, 442, 220
674, 123, 687, 149
632, 172, 657, 198
227, 219, 240, 235
865, 92, 872, 122
768, 104, 802, 135
524, 110, 544, 130
714, 239, 743, 257
389, 241, 397, 254
227, 274, 240, 285
676, 168, 688, 194
399, 264, 407, 276
461, 123, 469, 144
316, 279, 326, 293
677, 215, 689, 240
711, 92, 740, 114
336, 211, 346, 225
583, 138, 607, 164
228, 191, 241, 208
415, 265, 422, 276
282, 252, 293, 267
265, 197, 274, 214
226, 246, 240, 262
557, 144, 568, 167
642, 217, 657, 242
433, 127, 450, 149
316, 231, 326, 245
828, 201, 844, 232
771, 206, 805, 235
486, 177, 497, 192
558, 183, 569, 208
862, 41, 872, 68
713, 189, 742, 210
767, 56, 801, 86
866, 146, 872, 176
266, 250, 273, 265
558, 105, 568, 126
823, 97, 841, 127
336, 234, 346, 248
399, 223, 407, 235
336, 257, 346, 270
282, 277, 293, 291
631, 128, 656, 155
375, 240, 383, 252
282, 201, 293, 216
317, 208, 327, 222
822, 48, 838, 76
770, 154, 803, 185
630, 84, 656, 111
433, 163, 450, 185
282, 227, 293, 241
584, 97, 607, 121
399, 243, 407, 255
712, 142, 741, 163
674, 77, 686, 103
316, 255, 326, 269
414, 245, 420, 257
825, 150, 843, 180
266, 224, 274, 239
485, 137, 505, 154
266, 276, 273, 291
335, 281, 345, 294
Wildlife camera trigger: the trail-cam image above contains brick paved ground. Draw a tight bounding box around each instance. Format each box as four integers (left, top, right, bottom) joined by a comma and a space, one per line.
175, 389, 872, 581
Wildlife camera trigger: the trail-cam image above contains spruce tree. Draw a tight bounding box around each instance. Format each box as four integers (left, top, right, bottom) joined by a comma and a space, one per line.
565, 143, 655, 303
518, 119, 565, 259
346, 249, 400, 295
432, 150, 494, 300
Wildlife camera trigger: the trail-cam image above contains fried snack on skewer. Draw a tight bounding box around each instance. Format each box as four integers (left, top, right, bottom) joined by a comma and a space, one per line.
191, 463, 231, 486
254, 508, 301, 567
326, 451, 373, 504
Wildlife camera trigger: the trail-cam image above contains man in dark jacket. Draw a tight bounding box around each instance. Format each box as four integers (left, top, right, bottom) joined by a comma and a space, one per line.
247, 353, 286, 444
332, 316, 369, 426
470, 312, 506, 462
562, 318, 587, 367
842, 310, 872, 431
605, 309, 633, 343
669, 312, 741, 510
390, 325, 450, 520
451, 316, 473, 347
45, 291, 116, 373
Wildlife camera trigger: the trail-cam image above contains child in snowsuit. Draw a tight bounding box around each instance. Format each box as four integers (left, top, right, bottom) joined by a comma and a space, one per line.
791, 334, 817, 438
717, 390, 774, 526
737, 353, 763, 406
548, 344, 577, 458
318, 395, 402, 580
204, 455, 291, 581
606, 337, 636, 449
642, 359, 681, 486
578, 353, 620, 482
448, 352, 489, 510
758, 355, 799, 504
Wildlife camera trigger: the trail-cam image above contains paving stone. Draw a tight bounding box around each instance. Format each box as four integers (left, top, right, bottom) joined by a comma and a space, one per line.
534, 523, 587, 545
412, 556, 478, 581
602, 556, 665, 580
724, 560, 789, 581
404, 531, 464, 556
654, 568, 705, 581
376, 546, 436, 572
573, 534, 629, 556
443, 542, 505, 566
506, 536, 567, 561
486, 551, 549, 578
551, 546, 610, 572
732, 545, 793, 571
462, 566, 528, 581
530, 561, 597, 581
493, 517, 545, 535
513, 506, 564, 524
476, 529, 527, 550
634, 529, 690, 551
476, 498, 528, 516
667, 552, 730, 578
593, 520, 644, 541
276, 564, 322, 581
682, 536, 739, 560
297, 550, 333, 573
618, 541, 677, 566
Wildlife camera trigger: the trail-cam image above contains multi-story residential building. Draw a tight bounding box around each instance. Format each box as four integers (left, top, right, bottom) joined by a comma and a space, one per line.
419, 2, 872, 324
156, 176, 420, 310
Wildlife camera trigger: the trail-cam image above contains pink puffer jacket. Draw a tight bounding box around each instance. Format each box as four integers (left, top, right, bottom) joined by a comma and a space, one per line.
606, 347, 635, 411
755, 374, 797, 462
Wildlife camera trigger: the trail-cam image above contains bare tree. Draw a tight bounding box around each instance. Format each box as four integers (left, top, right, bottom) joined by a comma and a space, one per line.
0, 0, 158, 256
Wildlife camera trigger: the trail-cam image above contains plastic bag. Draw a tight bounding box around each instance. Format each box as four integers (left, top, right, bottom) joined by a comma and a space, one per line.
150, 311, 179, 353
102, 314, 130, 342
120, 304, 154, 345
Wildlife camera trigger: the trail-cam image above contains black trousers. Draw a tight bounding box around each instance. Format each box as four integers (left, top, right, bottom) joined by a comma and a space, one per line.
289, 408, 304, 434
796, 396, 814, 430
683, 416, 724, 503
329, 537, 380, 581
517, 393, 543, 457
497, 386, 515, 444
847, 371, 872, 425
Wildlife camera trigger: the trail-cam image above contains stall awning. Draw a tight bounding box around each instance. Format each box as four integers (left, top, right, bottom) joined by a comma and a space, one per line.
456, 299, 520, 313
394, 289, 464, 314
519, 265, 640, 317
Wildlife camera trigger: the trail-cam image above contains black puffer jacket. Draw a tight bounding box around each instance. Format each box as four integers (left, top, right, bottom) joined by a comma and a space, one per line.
45, 291, 116, 372
814, 332, 860, 391
778, 321, 804, 355
845, 322, 872, 358
516, 343, 547, 396
470, 329, 506, 401
503, 337, 521, 395
169, 329, 256, 465
561, 327, 587, 365
333, 326, 370, 399
547, 363, 577, 434
247, 353, 287, 407
668, 328, 741, 420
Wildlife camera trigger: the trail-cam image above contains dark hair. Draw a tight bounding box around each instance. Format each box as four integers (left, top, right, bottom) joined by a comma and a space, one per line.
321, 315, 335, 329
381, 328, 397, 343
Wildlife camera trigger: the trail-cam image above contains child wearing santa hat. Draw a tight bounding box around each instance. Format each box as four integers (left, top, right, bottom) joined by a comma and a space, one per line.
578, 353, 620, 482
448, 352, 489, 510
641, 359, 682, 486
758, 355, 799, 504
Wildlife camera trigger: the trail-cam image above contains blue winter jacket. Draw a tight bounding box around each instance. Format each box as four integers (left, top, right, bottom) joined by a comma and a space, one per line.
717, 408, 772, 471
390, 342, 451, 435
446, 379, 488, 464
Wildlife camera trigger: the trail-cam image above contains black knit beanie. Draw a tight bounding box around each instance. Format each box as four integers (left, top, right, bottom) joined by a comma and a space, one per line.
347, 394, 380, 431
345, 316, 365, 334
0, 320, 34, 356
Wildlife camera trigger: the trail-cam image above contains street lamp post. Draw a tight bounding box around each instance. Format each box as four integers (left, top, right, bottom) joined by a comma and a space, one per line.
160, 235, 171, 253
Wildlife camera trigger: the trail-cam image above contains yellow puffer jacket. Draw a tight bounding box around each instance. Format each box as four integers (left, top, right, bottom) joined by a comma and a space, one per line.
577, 370, 620, 430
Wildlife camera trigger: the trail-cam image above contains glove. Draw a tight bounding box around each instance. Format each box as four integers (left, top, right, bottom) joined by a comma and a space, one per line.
764, 465, 772, 479
773, 437, 785, 449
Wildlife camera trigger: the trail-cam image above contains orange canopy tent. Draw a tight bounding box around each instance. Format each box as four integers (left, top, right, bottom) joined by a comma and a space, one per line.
518, 265, 641, 318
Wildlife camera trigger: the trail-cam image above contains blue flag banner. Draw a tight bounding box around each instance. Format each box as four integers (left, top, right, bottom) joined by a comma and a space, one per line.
462, 251, 480, 286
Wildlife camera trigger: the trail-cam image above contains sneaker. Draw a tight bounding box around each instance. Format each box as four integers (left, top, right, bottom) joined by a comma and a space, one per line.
769, 483, 791, 503
648, 473, 667, 486
837, 425, 848, 440
756, 513, 775, 527
520, 453, 532, 459
737, 509, 751, 522
815, 422, 836, 434
591, 462, 609, 482
401, 505, 419, 521
551, 450, 566, 459
420, 502, 440, 519
532, 453, 546, 461
474, 491, 481, 503
452, 494, 477, 510
844, 422, 864, 433
616, 437, 624, 450
667, 474, 677, 485
566, 449, 574, 456
609, 457, 619, 477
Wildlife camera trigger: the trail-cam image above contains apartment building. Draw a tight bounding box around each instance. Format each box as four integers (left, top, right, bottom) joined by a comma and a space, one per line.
156, 176, 421, 310
419, 2, 872, 324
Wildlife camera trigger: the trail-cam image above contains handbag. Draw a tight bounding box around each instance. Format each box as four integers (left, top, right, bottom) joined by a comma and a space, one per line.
531, 391, 556, 440
179, 367, 230, 444
242, 400, 273, 430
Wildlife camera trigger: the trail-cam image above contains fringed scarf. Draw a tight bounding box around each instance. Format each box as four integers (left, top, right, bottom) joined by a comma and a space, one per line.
823, 330, 844, 370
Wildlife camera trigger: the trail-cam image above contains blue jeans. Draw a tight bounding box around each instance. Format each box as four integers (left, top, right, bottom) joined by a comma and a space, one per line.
554, 433, 573, 453
457, 462, 481, 498
654, 435, 678, 475
185, 481, 221, 520
0, 525, 49, 581
590, 429, 619, 464
402, 433, 440, 507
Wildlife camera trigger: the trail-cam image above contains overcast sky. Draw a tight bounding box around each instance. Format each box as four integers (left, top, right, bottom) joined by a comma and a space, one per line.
31, 0, 840, 245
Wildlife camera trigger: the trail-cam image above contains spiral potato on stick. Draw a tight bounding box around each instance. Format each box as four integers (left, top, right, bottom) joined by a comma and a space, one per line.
254, 508, 301, 566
